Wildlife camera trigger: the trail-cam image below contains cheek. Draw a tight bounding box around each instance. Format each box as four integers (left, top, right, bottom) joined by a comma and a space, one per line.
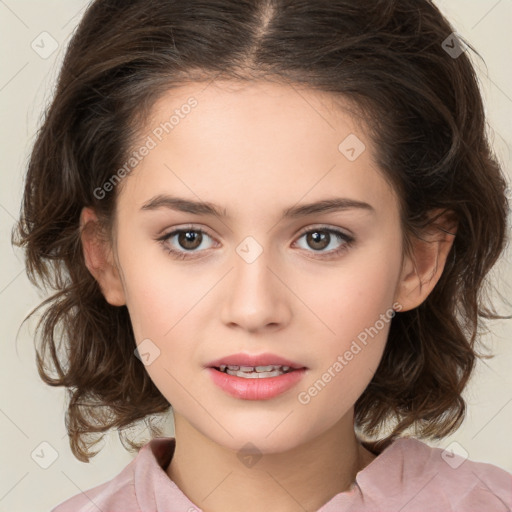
119, 259, 205, 404
118, 239, 206, 340
118, 249, 214, 389
301, 241, 401, 341
294, 240, 400, 404
296, 265, 396, 424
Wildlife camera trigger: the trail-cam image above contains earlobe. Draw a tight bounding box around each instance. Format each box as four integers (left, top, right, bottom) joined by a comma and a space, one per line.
80, 207, 126, 306
394, 209, 457, 312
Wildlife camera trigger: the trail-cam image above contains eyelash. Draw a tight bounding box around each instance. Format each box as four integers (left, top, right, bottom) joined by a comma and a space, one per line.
156, 224, 355, 261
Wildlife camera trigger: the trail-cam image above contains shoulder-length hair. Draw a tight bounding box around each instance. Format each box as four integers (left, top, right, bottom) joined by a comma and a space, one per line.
14, 0, 510, 461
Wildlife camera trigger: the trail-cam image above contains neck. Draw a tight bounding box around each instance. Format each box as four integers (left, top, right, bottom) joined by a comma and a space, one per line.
166, 411, 377, 512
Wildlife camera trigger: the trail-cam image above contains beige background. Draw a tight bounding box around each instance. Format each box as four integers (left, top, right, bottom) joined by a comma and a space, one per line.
0, 1, 511, 510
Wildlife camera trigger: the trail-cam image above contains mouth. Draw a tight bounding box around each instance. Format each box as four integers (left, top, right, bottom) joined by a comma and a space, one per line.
213, 364, 299, 378
205, 352, 307, 379
205, 355, 308, 400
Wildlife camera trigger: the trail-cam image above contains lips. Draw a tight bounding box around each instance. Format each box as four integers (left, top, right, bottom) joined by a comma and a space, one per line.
205, 352, 306, 370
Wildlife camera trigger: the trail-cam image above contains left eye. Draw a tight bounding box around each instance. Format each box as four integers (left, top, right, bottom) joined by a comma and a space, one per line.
294, 227, 354, 255
157, 226, 354, 259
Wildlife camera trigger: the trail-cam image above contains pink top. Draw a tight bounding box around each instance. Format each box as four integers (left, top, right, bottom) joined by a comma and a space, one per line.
51, 436, 512, 511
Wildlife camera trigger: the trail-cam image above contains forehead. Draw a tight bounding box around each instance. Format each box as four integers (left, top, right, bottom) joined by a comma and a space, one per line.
118, 80, 398, 221
146, 79, 367, 148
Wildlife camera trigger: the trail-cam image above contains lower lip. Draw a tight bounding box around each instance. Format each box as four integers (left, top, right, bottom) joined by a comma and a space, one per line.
206, 367, 307, 400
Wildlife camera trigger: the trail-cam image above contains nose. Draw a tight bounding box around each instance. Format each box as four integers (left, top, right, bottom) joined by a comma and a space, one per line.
220, 245, 292, 333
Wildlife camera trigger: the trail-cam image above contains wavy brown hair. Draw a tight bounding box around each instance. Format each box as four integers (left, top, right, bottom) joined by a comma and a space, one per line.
14, 0, 511, 462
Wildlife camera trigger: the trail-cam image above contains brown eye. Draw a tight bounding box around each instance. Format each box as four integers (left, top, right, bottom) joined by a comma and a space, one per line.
177, 230, 203, 250
157, 226, 216, 259
305, 230, 330, 251
295, 226, 355, 258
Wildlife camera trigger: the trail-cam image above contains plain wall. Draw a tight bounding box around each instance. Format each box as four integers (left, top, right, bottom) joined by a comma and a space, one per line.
0, 1, 511, 510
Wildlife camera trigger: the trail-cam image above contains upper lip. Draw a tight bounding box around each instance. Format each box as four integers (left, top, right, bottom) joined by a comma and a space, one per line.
206, 352, 306, 369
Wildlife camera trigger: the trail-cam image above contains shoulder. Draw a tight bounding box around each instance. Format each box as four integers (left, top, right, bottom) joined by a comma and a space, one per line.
395, 437, 512, 510
50, 462, 139, 512
51, 437, 178, 512
50, 472, 137, 512
355, 437, 511, 511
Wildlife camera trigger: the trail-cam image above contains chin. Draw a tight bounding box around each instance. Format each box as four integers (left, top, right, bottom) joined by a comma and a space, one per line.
196, 417, 315, 456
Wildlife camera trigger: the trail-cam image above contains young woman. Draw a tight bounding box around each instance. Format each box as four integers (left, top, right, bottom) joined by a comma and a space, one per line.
15, 0, 511, 510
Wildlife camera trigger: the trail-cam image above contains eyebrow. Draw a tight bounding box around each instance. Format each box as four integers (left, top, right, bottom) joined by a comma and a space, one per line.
140, 194, 375, 219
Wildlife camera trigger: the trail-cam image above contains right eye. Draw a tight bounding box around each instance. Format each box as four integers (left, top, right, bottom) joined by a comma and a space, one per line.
157, 226, 218, 259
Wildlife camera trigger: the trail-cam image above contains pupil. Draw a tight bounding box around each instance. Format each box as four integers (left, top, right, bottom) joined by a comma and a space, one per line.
308, 231, 329, 250
179, 230, 201, 249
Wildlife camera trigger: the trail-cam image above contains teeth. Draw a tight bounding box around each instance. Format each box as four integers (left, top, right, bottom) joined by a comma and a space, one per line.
217, 364, 294, 378
219, 364, 291, 372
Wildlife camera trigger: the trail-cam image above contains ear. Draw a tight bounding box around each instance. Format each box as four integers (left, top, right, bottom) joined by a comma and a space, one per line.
394, 209, 457, 312
80, 207, 126, 306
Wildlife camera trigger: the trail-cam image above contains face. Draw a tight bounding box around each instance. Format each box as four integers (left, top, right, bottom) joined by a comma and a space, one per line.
102, 80, 407, 454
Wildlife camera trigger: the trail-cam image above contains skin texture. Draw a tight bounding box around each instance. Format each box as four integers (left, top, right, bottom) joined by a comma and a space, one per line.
81, 80, 456, 512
